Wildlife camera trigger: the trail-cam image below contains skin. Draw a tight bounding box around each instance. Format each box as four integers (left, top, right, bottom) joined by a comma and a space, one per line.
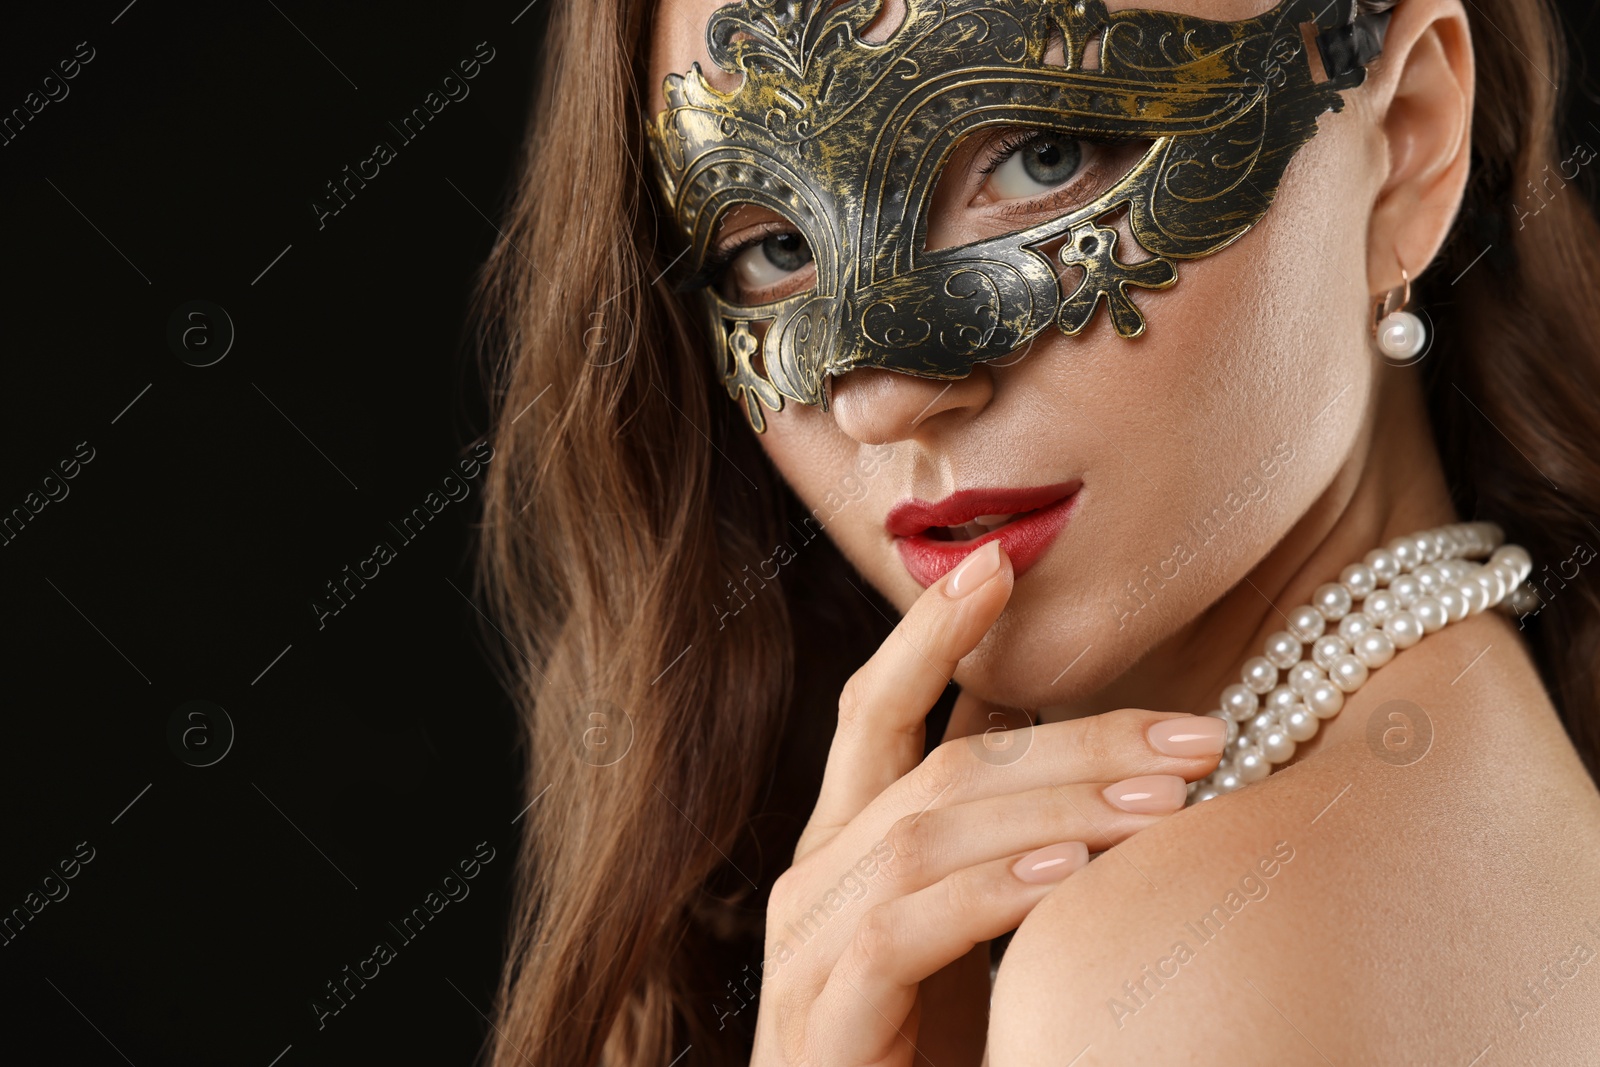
648, 0, 1600, 1062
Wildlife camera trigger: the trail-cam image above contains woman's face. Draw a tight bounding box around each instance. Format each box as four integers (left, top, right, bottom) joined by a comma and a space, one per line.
648, 0, 1387, 712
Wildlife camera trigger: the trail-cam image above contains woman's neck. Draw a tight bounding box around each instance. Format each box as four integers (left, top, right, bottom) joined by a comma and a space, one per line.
1037, 366, 1463, 728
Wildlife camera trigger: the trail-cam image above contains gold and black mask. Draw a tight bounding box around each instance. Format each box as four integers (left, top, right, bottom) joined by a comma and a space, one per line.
646, 0, 1390, 430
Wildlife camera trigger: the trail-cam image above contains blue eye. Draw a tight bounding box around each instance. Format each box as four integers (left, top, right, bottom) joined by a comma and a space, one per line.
986, 133, 1084, 199
730, 231, 813, 292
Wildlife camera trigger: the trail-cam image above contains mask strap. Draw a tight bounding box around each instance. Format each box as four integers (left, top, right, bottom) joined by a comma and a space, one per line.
1315, 6, 1394, 80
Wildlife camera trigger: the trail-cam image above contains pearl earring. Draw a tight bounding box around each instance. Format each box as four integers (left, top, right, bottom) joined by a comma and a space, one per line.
1371, 266, 1428, 365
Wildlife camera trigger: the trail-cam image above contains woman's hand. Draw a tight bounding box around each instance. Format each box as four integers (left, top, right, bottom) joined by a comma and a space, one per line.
748, 541, 1227, 1066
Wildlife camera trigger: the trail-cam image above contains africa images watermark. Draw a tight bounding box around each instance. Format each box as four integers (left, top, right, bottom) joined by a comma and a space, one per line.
309, 840, 497, 1030
711, 837, 896, 1031
1508, 537, 1595, 631
311, 440, 494, 629
1, 39, 95, 148
1107, 839, 1296, 1029
311, 41, 497, 229
1, 440, 96, 548
1512, 138, 1597, 231
1504, 915, 1600, 1034
1109, 440, 1297, 631
1, 840, 97, 948
713, 442, 897, 630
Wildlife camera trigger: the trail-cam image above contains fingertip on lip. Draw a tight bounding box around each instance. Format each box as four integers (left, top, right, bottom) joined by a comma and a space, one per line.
945, 538, 1006, 598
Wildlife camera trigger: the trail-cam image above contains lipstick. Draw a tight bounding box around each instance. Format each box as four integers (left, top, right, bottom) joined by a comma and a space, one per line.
887, 480, 1082, 588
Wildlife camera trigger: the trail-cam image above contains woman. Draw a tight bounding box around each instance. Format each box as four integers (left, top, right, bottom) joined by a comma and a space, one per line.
472, 0, 1600, 1062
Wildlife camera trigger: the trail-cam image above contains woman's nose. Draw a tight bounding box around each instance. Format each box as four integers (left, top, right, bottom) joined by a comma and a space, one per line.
826, 364, 995, 445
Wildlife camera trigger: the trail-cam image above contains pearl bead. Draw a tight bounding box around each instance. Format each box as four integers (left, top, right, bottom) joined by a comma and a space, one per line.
1338, 611, 1375, 643
1262, 728, 1296, 764
1411, 595, 1446, 633
1352, 629, 1396, 668
1306, 680, 1344, 719
1491, 561, 1520, 596
1412, 563, 1442, 594
1390, 573, 1422, 607
1492, 544, 1532, 584
1220, 682, 1259, 721
1365, 589, 1399, 622
1287, 606, 1326, 642
1364, 548, 1401, 584
1377, 310, 1427, 362
1474, 568, 1505, 605
1264, 631, 1303, 670
1264, 684, 1299, 714
1339, 563, 1377, 599
1388, 536, 1420, 570
1313, 582, 1353, 620
1329, 654, 1370, 693
1285, 705, 1320, 742
1287, 660, 1325, 696
1311, 633, 1349, 671
1187, 525, 1532, 808
1237, 745, 1271, 783
1242, 656, 1279, 694
1383, 609, 1423, 649
1436, 586, 1469, 622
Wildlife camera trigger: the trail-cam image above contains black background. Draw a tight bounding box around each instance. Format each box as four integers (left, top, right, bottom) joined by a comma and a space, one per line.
1, 1, 1598, 1065
0, 2, 547, 1064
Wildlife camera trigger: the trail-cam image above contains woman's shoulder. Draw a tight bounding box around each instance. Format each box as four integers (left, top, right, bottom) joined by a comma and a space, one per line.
987, 611, 1600, 1066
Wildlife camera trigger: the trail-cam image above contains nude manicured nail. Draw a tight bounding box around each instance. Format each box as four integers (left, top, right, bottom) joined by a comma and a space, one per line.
1146, 715, 1227, 757
947, 540, 1002, 598
1102, 774, 1188, 813
1012, 841, 1089, 884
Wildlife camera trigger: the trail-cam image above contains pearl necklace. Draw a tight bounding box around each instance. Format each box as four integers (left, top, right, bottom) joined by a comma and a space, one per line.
1187, 522, 1533, 804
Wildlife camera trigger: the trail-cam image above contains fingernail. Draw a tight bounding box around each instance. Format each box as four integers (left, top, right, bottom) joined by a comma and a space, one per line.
1102, 774, 1188, 813
947, 540, 1002, 598
1147, 715, 1227, 757
1012, 841, 1089, 884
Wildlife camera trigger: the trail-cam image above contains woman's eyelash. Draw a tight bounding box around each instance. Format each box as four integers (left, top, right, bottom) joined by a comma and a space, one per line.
976, 130, 1046, 177
688, 237, 763, 291
972, 130, 1138, 183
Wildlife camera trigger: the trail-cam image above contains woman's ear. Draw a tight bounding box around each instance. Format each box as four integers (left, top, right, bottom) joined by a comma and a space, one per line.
1364, 0, 1475, 292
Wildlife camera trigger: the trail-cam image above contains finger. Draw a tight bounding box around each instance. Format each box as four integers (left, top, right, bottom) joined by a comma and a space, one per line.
870, 707, 1227, 822
806, 540, 1014, 841
867, 775, 1187, 898
808, 845, 1089, 1064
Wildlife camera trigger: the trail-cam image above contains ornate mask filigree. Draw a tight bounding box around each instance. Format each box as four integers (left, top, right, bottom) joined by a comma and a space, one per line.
646, 0, 1389, 430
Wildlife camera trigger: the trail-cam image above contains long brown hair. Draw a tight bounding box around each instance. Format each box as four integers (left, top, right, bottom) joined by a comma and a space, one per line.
470, 1, 1600, 1063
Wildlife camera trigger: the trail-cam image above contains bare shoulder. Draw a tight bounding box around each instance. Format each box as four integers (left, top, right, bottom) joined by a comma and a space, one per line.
987, 611, 1600, 1066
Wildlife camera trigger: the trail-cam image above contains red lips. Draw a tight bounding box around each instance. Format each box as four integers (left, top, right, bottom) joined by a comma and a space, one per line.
887, 480, 1082, 588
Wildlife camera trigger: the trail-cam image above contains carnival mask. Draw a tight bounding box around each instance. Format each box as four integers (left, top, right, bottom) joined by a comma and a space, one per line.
647, 0, 1390, 430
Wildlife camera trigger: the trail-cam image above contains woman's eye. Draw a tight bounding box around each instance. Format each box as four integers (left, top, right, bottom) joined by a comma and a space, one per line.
729, 232, 813, 294
985, 134, 1085, 200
